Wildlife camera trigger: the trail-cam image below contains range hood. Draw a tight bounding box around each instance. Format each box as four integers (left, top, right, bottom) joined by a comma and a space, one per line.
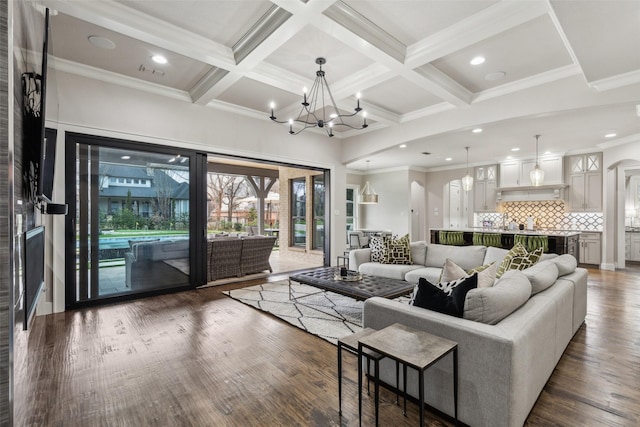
496, 184, 568, 202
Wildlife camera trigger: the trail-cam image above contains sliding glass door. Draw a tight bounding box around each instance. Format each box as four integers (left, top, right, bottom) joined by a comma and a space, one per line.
65, 134, 205, 306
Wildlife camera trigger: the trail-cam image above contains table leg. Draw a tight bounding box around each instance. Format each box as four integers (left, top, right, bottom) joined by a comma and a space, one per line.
395, 360, 400, 405
374, 358, 380, 427
419, 367, 425, 427
403, 364, 408, 416
338, 342, 343, 416
358, 343, 363, 427
453, 347, 459, 426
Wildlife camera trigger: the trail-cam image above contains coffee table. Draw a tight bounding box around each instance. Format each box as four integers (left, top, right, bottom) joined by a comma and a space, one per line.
288, 266, 416, 301
358, 323, 458, 427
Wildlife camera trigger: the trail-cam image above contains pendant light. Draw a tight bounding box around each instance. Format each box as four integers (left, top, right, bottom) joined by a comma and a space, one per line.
529, 134, 545, 186
359, 160, 378, 204
461, 146, 473, 192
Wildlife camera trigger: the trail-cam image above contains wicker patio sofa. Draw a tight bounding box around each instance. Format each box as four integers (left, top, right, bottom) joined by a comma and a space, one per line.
207, 235, 276, 282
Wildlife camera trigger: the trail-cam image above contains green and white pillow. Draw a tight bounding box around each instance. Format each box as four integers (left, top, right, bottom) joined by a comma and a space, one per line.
496, 243, 543, 278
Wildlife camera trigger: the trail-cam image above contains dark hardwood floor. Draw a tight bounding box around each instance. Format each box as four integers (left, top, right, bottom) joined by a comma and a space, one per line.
17, 265, 640, 426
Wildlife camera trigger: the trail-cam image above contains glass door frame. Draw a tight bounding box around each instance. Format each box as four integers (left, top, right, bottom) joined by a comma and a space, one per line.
64, 132, 208, 309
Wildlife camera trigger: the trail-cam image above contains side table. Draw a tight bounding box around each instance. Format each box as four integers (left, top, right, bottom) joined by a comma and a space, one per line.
337, 328, 384, 417
358, 323, 458, 427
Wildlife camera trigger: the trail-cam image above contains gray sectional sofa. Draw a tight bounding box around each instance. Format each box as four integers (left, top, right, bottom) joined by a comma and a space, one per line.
350, 242, 588, 427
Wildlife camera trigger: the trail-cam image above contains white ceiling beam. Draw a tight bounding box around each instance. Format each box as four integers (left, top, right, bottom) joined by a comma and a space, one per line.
405, 0, 551, 68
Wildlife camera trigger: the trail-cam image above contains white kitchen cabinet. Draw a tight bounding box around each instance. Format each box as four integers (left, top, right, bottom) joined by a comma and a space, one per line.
499, 161, 520, 187
499, 155, 563, 187
579, 232, 601, 265
628, 233, 640, 262
567, 153, 602, 212
626, 232, 631, 260
473, 165, 497, 212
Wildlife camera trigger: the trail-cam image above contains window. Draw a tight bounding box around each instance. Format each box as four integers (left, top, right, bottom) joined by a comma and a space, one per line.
290, 178, 306, 247
312, 175, 325, 250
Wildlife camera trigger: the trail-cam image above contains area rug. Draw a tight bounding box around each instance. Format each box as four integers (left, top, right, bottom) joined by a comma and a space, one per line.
223, 280, 412, 345
223, 280, 365, 345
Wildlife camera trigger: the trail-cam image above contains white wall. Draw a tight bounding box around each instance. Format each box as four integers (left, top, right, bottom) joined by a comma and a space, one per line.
602, 140, 640, 270
359, 169, 411, 236
44, 71, 349, 312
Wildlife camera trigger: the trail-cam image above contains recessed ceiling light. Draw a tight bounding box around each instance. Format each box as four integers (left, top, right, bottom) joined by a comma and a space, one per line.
88, 35, 116, 50
120, 155, 130, 160
511, 147, 520, 152
485, 71, 506, 81
152, 55, 168, 64
472, 128, 482, 133
506, 156, 513, 160
445, 157, 452, 161
544, 151, 551, 155
604, 132, 617, 138
470, 56, 485, 65
399, 144, 407, 148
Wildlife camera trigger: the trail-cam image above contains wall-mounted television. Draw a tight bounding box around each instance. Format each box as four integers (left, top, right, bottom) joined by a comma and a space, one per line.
20, 7, 52, 207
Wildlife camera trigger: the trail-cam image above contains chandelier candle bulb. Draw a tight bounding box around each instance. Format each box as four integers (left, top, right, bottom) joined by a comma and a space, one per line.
303, 87, 308, 106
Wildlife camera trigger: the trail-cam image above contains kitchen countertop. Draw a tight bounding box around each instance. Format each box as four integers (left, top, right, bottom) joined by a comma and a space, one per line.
431, 228, 583, 237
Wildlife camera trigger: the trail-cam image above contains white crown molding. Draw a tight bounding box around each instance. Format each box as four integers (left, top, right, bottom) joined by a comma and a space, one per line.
546, 0, 586, 84
589, 69, 640, 92
472, 64, 583, 103
50, 56, 192, 102
405, 0, 550, 68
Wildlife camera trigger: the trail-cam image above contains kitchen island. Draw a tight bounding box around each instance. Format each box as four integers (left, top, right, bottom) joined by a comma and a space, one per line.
429, 228, 581, 256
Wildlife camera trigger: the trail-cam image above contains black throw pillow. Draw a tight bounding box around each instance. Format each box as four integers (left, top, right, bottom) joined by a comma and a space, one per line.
411, 273, 478, 317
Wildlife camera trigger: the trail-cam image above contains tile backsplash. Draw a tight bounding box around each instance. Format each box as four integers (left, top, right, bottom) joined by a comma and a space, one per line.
475, 201, 603, 231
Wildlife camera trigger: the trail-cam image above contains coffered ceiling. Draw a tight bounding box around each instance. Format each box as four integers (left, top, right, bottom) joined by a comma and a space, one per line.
41, 0, 640, 171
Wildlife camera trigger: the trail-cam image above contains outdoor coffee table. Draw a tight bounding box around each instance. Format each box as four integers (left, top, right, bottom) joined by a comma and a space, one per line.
357, 323, 458, 427
288, 267, 416, 301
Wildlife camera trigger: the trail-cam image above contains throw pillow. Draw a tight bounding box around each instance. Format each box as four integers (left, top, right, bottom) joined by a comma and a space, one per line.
369, 236, 386, 263
463, 270, 532, 324
411, 274, 478, 317
441, 258, 497, 289
522, 259, 559, 295
496, 243, 543, 278
381, 234, 412, 265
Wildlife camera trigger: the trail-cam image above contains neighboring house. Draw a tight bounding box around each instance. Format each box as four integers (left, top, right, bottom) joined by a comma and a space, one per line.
98, 164, 189, 219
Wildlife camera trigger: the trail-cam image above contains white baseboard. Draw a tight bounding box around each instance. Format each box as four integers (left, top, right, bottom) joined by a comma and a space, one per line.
600, 263, 616, 271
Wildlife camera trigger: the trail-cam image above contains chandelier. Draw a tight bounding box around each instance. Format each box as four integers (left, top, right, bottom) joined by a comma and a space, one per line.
359, 160, 378, 204
269, 57, 368, 137
461, 146, 473, 192
529, 134, 545, 186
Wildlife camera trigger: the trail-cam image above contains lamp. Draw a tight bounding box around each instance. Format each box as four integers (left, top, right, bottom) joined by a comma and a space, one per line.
461, 146, 473, 192
530, 134, 545, 186
269, 57, 368, 137
359, 160, 378, 204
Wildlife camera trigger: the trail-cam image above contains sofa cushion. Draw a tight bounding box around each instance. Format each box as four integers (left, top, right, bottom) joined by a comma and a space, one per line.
381, 234, 412, 264
496, 243, 543, 278
425, 244, 487, 270
409, 241, 428, 265
358, 262, 422, 280
404, 267, 442, 285
463, 270, 532, 324
483, 246, 510, 266
440, 258, 497, 289
410, 274, 478, 317
549, 254, 578, 276
522, 260, 559, 295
